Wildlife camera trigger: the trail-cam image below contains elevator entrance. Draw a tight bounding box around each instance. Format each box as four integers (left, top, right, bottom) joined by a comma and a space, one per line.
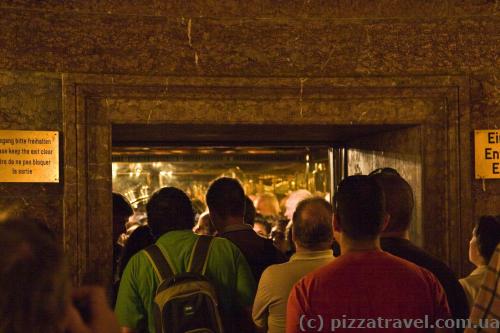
62, 74, 470, 286
111, 145, 335, 267
111, 123, 423, 250
110, 139, 424, 293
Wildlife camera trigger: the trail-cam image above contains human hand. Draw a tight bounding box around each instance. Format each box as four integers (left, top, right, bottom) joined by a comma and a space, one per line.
65, 286, 120, 333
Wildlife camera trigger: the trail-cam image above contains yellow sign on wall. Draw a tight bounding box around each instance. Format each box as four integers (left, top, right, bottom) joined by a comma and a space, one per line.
0, 130, 59, 183
475, 130, 500, 179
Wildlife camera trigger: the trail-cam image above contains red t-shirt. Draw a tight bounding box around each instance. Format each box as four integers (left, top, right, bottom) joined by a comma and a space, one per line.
286, 250, 451, 333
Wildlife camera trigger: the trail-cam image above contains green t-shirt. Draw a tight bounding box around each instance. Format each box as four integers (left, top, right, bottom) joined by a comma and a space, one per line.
115, 230, 256, 332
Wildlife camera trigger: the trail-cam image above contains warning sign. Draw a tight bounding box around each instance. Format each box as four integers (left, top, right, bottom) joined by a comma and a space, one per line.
475, 130, 500, 179
0, 130, 59, 183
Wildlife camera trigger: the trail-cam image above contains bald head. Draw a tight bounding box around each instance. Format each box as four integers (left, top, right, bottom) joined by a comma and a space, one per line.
292, 197, 333, 250
285, 189, 312, 220
370, 173, 414, 234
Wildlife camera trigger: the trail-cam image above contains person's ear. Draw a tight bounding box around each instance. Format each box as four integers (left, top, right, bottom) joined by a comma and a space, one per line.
381, 213, 390, 232
333, 213, 342, 233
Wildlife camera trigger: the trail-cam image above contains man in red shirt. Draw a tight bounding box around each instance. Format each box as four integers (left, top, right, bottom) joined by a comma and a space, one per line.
287, 175, 452, 333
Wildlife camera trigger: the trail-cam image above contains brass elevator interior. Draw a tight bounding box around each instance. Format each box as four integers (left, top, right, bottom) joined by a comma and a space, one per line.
111, 123, 423, 254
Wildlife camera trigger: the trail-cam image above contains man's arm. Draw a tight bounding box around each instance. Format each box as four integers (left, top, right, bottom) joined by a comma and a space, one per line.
234, 247, 258, 333
114, 254, 148, 332
286, 281, 307, 333
252, 268, 272, 331
235, 248, 257, 307
427, 271, 454, 333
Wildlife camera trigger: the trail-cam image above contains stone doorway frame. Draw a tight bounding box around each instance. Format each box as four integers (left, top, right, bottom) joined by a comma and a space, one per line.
62, 74, 471, 285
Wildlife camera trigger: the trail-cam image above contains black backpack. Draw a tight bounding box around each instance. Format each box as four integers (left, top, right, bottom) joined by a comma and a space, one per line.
144, 235, 224, 333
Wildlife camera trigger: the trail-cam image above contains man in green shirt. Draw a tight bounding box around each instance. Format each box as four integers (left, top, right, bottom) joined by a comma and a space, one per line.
115, 187, 256, 333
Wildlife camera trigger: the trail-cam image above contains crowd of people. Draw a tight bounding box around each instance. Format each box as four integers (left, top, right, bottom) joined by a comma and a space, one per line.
0, 169, 499, 333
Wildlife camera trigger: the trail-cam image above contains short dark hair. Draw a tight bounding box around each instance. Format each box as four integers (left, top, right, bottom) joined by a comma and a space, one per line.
113, 192, 134, 217
334, 175, 385, 241
475, 216, 500, 263
206, 177, 245, 219
369, 172, 414, 233
146, 187, 195, 237
244, 196, 256, 225
0, 218, 69, 333
292, 197, 333, 249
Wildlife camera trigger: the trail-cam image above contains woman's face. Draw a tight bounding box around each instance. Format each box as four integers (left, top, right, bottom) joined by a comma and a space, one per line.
469, 228, 484, 267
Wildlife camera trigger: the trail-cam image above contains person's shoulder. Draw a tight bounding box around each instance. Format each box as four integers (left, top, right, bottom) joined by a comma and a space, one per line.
210, 236, 242, 255
382, 239, 456, 279
458, 273, 478, 300
261, 260, 291, 277
128, 248, 150, 267
460, 269, 485, 288
407, 246, 453, 273
241, 229, 273, 247
381, 250, 431, 272
381, 237, 428, 262
296, 257, 336, 283
211, 235, 235, 246
120, 248, 152, 281
395, 255, 442, 285
379, 252, 444, 289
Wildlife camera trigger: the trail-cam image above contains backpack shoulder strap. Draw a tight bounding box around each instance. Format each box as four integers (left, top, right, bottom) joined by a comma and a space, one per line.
188, 235, 213, 275
144, 244, 175, 282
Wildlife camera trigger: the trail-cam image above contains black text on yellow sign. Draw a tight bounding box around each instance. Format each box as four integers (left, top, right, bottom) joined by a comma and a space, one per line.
475, 130, 500, 179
